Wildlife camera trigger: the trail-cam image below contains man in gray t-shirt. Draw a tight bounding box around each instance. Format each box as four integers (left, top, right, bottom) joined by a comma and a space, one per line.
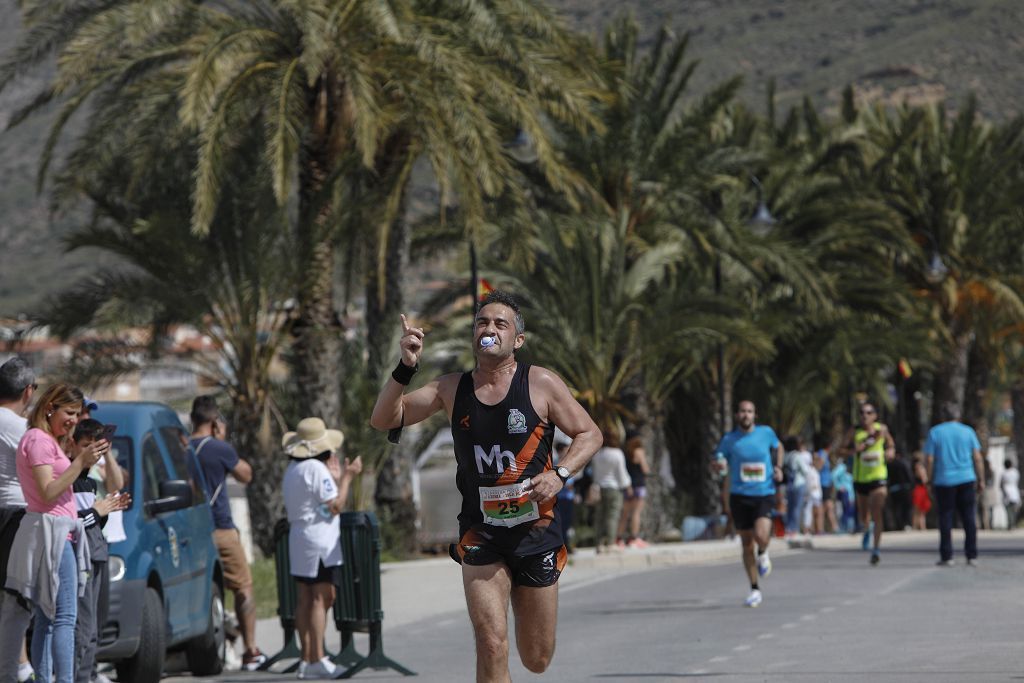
0, 356, 37, 682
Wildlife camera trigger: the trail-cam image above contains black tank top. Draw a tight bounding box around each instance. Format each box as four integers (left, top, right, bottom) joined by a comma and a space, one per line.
450, 363, 562, 553
627, 459, 646, 488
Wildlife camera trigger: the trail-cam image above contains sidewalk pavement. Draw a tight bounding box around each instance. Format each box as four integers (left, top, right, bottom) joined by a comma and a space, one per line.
247, 528, 984, 667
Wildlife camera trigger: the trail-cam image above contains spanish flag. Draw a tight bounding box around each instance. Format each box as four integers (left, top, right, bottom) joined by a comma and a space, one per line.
478, 278, 494, 301
898, 358, 912, 379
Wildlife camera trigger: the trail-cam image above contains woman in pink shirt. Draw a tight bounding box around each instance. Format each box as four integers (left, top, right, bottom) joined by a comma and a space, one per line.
16, 384, 106, 683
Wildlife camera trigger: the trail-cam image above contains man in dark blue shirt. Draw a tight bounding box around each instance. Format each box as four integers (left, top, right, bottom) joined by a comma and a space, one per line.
189, 395, 265, 670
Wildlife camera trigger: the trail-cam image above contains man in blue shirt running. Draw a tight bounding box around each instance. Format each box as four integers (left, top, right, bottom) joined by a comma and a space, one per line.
716, 400, 783, 607
925, 401, 984, 566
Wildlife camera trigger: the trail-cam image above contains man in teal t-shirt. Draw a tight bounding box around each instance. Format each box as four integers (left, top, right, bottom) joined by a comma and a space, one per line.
925, 402, 984, 566
716, 400, 783, 608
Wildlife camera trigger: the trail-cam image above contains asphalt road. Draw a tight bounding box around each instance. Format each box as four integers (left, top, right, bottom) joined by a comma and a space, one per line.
167, 532, 1024, 682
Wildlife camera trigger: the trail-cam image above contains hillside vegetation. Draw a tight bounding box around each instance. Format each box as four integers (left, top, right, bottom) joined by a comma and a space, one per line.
1, 0, 1021, 315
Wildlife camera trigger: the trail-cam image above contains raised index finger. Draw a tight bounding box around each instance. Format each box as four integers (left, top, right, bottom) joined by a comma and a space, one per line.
400, 313, 410, 333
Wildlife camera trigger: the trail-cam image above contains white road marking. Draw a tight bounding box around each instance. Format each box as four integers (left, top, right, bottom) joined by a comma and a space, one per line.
781, 622, 798, 629
820, 606, 835, 613
733, 644, 752, 652
800, 614, 817, 621
757, 633, 775, 640
880, 567, 931, 596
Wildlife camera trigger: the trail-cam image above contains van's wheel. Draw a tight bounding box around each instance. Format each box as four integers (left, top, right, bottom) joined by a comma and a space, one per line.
116, 587, 165, 683
185, 582, 225, 675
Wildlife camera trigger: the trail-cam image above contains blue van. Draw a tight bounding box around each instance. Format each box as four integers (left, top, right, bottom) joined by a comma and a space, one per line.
94, 402, 225, 682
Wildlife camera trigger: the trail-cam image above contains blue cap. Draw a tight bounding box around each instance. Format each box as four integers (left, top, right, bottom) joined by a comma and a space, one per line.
83, 396, 99, 412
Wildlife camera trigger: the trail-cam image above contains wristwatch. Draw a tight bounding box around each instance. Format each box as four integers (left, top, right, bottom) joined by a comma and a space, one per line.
555, 466, 571, 483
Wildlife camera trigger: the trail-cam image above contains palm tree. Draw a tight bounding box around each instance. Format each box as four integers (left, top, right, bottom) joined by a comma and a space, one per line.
859, 97, 1024, 428
1, 0, 606, 425
37, 130, 297, 554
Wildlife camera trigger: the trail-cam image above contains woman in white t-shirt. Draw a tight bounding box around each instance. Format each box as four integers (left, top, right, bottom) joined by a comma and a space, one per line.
282, 418, 362, 680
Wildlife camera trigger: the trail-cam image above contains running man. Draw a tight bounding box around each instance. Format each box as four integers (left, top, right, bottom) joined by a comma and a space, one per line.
716, 400, 783, 607
841, 401, 894, 565
370, 291, 602, 682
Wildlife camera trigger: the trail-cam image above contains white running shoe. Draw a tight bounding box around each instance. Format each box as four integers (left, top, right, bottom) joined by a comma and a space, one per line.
297, 658, 337, 679
744, 589, 763, 608
757, 551, 772, 578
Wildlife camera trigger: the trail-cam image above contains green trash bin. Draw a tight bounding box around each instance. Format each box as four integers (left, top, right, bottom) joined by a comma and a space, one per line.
259, 519, 302, 672
332, 511, 415, 678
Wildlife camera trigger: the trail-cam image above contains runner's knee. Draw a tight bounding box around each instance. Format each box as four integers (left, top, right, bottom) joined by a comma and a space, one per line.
474, 630, 509, 661
520, 647, 553, 674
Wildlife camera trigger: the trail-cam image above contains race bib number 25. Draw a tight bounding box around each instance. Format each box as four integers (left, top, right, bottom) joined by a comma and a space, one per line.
479, 482, 540, 527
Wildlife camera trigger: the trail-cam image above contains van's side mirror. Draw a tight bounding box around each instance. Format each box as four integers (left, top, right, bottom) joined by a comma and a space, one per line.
146, 479, 193, 515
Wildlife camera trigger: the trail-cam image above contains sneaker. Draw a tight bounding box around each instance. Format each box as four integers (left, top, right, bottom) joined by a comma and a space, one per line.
744, 589, 763, 608
966, 558, 979, 567
17, 667, 35, 683
628, 538, 649, 549
298, 657, 337, 680
615, 539, 627, 549
936, 559, 955, 567
870, 549, 880, 565
757, 551, 772, 578
861, 523, 873, 551
242, 648, 268, 671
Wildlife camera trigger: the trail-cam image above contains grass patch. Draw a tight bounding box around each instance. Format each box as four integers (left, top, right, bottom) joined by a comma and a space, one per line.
225, 556, 280, 621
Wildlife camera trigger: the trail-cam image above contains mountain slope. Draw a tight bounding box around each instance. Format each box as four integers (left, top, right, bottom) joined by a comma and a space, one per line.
1, 0, 1022, 315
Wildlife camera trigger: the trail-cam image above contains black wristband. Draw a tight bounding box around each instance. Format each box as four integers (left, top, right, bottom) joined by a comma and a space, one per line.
392, 360, 419, 385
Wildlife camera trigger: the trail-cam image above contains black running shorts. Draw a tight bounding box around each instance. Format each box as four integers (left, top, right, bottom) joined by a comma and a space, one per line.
729, 493, 775, 531
854, 480, 887, 496
450, 531, 567, 588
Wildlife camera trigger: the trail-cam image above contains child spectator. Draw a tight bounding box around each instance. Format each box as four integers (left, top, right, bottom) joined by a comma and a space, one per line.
1000, 459, 1021, 529
70, 419, 129, 683
911, 452, 931, 530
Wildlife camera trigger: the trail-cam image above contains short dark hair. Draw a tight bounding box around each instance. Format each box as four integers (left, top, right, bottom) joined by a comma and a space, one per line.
478, 290, 525, 335
940, 401, 961, 422
0, 357, 35, 402
74, 418, 105, 443
190, 395, 221, 429
1005, 459, 1014, 470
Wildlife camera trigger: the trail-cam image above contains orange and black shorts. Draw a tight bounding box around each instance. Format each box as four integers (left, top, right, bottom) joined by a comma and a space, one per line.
449, 529, 567, 588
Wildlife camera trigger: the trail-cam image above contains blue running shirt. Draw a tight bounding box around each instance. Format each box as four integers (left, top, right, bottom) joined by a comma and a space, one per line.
716, 426, 780, 497
924, 421, 981, 487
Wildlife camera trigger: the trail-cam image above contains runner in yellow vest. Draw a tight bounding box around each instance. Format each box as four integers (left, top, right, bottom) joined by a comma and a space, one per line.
841, 402, 895, 565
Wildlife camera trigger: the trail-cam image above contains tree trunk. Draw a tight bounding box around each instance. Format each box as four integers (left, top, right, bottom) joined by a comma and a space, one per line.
665, 378, 721, 518
1012, 382, 1024, 463
229, 392, 283, 557
292, 86, 345, 425
362, 144, 416, 548
963, 341, 990, 451
374, 442, 418, 558
639, 417, 678, 541
364, 185, 410, 380
931, 323, 972, 426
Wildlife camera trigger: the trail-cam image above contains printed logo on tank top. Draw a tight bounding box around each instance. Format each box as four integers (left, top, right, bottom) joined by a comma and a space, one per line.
507, 408, 527, 434
474, 444, 518, 474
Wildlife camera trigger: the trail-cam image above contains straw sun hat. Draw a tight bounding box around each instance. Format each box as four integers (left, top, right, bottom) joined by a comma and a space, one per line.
282, 417, 344, 458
